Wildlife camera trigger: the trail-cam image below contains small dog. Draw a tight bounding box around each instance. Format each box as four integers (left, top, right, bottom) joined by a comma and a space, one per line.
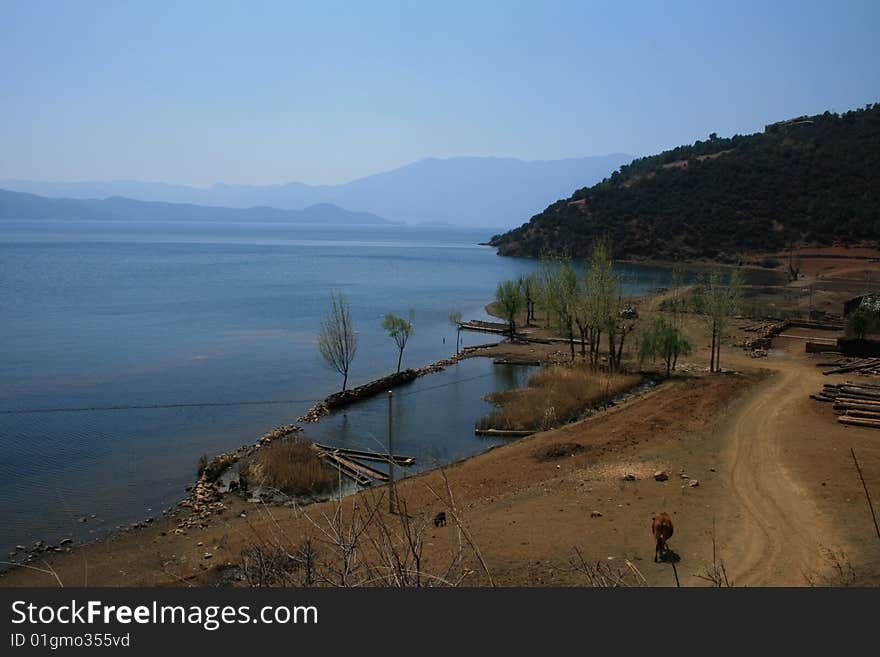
433, 511, 447, 527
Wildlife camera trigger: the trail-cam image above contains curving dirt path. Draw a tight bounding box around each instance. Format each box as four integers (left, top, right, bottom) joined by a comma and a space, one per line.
719, 353, 847, 585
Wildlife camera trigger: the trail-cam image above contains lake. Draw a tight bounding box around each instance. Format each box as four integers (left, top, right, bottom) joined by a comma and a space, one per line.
0, 220, 676, 553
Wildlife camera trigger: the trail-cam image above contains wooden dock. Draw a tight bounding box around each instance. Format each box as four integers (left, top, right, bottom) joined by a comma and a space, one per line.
458, 320, 510, 335
493, 358, 541, 366
313, 442, 415, 466
315, 451, 373, 486
474, 428, 535, 437
311, 442, 415, 487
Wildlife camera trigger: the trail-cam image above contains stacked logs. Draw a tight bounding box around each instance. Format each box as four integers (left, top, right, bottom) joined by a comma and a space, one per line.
741, 320, 789, 354
821, 357, 880, 376
811, 380, 880, 429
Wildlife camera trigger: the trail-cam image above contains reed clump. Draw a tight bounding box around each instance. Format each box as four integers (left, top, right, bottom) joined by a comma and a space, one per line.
245, 437, 335, 496
479, 363, 641, 431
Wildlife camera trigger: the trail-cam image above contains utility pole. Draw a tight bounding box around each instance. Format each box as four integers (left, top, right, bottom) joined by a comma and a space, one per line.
387, 390, 395, 514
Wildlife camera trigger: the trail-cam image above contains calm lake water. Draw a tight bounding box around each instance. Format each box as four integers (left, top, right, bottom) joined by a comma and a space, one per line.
0, 221, 676, 553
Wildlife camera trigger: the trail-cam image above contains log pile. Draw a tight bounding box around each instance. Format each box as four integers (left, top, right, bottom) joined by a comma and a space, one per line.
811, 380, 880, 429
821, 358, 880, 376
741, 320, 789, 353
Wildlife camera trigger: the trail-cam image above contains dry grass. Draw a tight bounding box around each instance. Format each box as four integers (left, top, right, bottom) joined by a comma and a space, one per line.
238, 470, 487, 587
244, 438, 335, 496
479, 363, 641, 431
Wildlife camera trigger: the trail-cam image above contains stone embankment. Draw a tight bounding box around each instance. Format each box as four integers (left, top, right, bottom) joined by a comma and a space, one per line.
297, 352, 474, 423
172, 424, 303, 531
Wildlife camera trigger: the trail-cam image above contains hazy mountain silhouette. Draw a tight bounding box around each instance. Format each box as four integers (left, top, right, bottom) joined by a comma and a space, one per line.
0, 189, 392, 225
0, 154, 631, 228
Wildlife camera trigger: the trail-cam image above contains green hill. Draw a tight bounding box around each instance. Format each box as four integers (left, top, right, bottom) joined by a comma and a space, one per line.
489, 103, 880, 261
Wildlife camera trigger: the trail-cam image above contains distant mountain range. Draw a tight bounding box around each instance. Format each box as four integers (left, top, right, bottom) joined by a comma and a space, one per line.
0, 154, 631, 228
0, 189, 392, 225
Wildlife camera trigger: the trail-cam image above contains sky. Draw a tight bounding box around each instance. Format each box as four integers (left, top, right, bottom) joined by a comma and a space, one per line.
1, 0, 878, 186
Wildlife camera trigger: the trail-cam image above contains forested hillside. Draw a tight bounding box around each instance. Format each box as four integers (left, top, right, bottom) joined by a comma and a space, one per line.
489, 104, 880, 260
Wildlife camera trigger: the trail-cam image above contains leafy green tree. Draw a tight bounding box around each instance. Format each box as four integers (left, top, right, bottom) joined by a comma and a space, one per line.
317, 292, 358, 391
640, 315, 692, 377
699, 268, 743, 372
585, 238, 635, 370
382, 311, 415, 373
538, 253, 579, 359
669, 263, 687, 329
495, 279, 525, 336
847, 307, 879, 340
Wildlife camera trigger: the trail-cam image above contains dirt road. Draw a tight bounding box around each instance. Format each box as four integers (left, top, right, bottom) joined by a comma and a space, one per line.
720, 362, 836, 584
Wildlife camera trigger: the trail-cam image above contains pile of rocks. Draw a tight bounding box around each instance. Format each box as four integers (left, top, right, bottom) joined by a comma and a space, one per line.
175, 478, 227, 531
298, 401, 330, 423
258, 424, 302, 445
414, 355, 460, 375
7, 539, 73, 563
174, 423, 304, 530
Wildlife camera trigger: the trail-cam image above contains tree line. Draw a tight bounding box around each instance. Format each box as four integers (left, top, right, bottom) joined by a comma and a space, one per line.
494, 247, 743, 376
494, 240, 640, 371
317, 252, 743, 392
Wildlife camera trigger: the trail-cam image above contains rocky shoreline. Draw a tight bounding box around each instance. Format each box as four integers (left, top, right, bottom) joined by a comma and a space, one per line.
4, 423, 306, 568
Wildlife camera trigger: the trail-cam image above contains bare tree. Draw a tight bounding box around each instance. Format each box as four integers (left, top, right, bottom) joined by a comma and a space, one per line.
239, 472, 490, 587
519, 272, 538, 325
317, 292, 358, 391
448, 309, 462, 354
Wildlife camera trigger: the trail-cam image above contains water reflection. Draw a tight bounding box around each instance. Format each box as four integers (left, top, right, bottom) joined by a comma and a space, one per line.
304, 358, 536, 476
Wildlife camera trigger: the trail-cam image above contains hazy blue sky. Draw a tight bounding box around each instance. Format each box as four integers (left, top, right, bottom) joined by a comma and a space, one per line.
1, 0, 878, 186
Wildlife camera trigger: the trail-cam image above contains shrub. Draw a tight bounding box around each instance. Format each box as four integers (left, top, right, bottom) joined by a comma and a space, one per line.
249, 438, 335, 496
846, 306, 880, 340
479, 363, 640, 431
639, 314, 693, 377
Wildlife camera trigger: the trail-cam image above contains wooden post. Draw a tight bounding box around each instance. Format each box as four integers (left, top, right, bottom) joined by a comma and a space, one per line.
388, 390, 395, 514
851, 448, 880, 542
